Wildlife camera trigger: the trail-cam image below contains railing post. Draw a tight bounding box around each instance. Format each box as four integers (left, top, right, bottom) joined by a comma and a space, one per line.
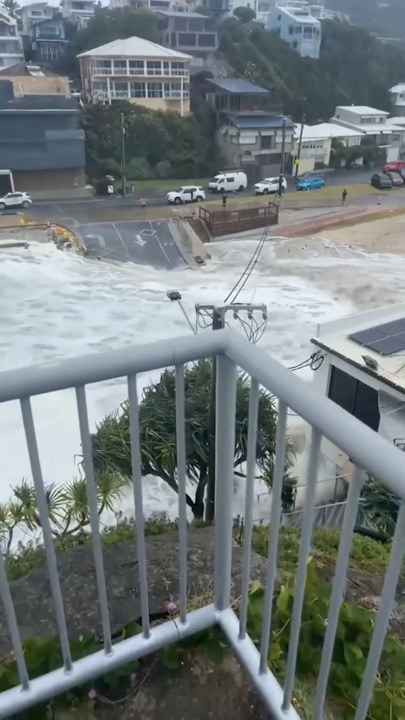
214, 353, 237, 611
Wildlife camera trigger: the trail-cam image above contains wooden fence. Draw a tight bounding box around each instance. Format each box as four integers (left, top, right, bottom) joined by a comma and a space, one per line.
199, 203, 279, 238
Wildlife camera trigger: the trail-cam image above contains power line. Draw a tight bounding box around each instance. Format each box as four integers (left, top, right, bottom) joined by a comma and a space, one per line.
224, 224, 270, 304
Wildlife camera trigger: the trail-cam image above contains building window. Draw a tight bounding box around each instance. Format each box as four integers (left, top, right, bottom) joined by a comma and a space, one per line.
288, 25, 294, 34
146, 61, 162, 76
178, 32, 197, 46
171, 61, 186, 75
147, 82, 163, 97
113, 81, 129, 98
174, 17, 187, 30
198, 33, 216, 47
328, 366, 380, 432
128, 60, 144, 75
113, 60, 127, 74
295, 25, 302, 33
261, 135, 274, 150
130, 82, 146, 97
277, 13, 281, 20
258, 2, 270, 11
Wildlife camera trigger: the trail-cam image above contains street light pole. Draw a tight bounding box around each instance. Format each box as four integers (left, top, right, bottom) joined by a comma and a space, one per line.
278, 116, 287, 197
120, 111, 126, 198
294, 112, 306, 179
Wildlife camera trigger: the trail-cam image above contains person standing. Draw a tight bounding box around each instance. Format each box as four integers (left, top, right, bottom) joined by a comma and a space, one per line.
341, 188, 348, 205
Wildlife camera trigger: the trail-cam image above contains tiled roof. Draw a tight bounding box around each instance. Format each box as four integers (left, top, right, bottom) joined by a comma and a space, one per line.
0, 62, 58, 77
206, 77, 270, 94
77, 36, 192, 59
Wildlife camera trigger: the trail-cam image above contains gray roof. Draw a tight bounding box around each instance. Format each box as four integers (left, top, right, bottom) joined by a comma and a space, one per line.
206, 77, 270, 95
228, 113, 294, 129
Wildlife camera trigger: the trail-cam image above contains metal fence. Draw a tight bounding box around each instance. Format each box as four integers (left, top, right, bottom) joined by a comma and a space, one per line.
0, 328, 405, 720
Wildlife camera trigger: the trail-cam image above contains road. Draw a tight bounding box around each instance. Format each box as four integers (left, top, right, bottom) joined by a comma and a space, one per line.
75, 220, 186, 270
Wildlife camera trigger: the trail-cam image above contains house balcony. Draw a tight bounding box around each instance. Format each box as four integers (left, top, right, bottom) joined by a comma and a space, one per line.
93, 89, 189, 101
92, 67, 189, 77
0, 328, 402, 719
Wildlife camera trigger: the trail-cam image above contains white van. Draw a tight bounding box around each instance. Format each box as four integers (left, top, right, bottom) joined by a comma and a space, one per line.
208, 171, 248, 193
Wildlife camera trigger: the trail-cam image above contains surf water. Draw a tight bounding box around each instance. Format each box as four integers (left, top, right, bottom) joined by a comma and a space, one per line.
1, 236, 405, 535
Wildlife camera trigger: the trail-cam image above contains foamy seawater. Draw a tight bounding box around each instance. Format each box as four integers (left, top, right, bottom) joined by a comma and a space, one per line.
1, 236, 404, 537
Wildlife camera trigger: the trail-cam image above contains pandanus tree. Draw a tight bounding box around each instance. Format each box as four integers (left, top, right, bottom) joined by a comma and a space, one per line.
92, 360, 295, 519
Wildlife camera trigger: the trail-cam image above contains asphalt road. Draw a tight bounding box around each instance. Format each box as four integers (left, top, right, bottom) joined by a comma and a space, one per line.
75, 220, 186, 270
24, 168, 379, 217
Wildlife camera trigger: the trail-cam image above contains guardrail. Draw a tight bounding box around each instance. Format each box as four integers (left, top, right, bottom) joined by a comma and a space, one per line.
0, 329, 404, 719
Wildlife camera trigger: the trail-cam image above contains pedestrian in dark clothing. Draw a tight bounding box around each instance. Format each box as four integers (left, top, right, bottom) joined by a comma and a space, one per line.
222, 194, 228, 208
341, 188, 348, 205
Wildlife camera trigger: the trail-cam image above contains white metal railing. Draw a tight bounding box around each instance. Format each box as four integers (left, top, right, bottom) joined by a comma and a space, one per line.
0, 329, 404, 719
93, 67, 189, 77
93, 90, 188, 101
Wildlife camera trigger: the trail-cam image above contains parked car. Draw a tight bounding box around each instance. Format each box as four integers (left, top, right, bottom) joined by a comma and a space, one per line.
383, 160, 405, 173
208, 171, 248, 193
296, 176, 325, 191
371, 173, 393, 190
166, 186, 206, 205
254, 176, 287, 195
0, 192, 32, 210
384, 171, 404, 187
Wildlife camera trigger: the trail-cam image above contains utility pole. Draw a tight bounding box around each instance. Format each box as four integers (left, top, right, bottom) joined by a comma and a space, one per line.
195, 303, 268, 522
120, 111, 126, 198
294, 112, 306, 179
278, 115, 287, 197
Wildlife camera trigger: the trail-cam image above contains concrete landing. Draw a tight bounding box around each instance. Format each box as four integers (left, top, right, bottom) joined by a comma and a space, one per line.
75, 220, 187, 270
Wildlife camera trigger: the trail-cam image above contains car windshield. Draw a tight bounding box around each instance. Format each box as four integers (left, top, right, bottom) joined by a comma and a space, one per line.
176, 188, 185, 192
210, 176, 221, 182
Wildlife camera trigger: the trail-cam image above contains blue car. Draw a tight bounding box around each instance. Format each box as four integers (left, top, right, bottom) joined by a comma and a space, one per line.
296, 176, 325, 191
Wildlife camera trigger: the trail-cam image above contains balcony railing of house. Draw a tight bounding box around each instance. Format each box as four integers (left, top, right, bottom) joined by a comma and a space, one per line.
0, 328, 404, 719
92, 67, 189, 77
93, 90, 189, 101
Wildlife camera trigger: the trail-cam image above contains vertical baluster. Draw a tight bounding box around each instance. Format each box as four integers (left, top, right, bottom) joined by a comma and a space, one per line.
214, 355, 237, 611
313, 466, 365, 720
75, 386, 112, 654
127, 375, 150, 639
0, 551, 29, 689
354, 500, 405, 720
239, 378, 260, 640
20, 397, 73, 670
175, 365, 188, 625
259, 400, 288, 672
282, 428, 321, 710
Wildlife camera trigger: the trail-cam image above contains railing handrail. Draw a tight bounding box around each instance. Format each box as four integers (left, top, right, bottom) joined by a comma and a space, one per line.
1, 327, 404, 501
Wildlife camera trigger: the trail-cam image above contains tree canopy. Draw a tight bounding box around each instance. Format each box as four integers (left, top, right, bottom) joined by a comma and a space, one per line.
91, 360, 296, 519
82, 101, 217, 180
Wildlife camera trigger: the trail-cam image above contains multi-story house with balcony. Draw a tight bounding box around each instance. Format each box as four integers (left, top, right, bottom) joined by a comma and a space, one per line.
78, 37, 191, 115
0, 3, 24, 70
389, 83, 405, 117
332, 105, 405, 163
202, 76, 293, 180
19, 4, 67, 64
60, 0, 95, 28
19, 2, 53, 35
109, 0, 190, 10
267, 4, 321, 58
156, 11, 218, 69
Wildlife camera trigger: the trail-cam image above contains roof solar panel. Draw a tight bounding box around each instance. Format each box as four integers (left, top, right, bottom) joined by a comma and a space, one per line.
349, 316, 405, 356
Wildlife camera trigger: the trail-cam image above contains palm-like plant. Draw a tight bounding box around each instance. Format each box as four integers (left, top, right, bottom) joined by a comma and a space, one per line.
0, 472, 128, 554
92, 360, 295, 519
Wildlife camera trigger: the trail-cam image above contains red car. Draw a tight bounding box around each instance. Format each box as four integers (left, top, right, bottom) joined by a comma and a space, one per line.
383, 160, 405, 173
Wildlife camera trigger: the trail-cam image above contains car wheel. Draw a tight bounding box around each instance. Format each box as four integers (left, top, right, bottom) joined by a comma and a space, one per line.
219, 187, 225, 192
263, 188, 269, 195
238, 185, 244, 192
0, 203, 5, 210
195, 196, 203, 202
174, 197, 182, 205
22, 201, 30, 208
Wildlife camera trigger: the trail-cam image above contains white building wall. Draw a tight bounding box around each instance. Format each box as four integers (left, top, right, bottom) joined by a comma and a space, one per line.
0, 4, 24, 70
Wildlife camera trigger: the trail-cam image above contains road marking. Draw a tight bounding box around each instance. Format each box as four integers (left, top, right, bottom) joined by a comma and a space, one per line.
135, 234, 146, 247
112, 223, 130, 258
149, 221, 173, 269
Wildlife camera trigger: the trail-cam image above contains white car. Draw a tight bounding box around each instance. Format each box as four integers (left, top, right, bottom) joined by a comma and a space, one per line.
0, 192, 32, 210
254, 177, 287, 195
166, 186, 206, 205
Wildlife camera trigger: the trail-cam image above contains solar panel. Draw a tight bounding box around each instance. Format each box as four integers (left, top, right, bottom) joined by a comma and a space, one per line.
349, 317, 405, 356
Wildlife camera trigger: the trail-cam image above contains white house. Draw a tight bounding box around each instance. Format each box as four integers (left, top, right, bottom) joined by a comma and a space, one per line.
19, 2, 53, 35
293, 122, 364, 172
60, 0, 95, 27
311, 303, 405, 473
293, 123, 331, 173
389, 84, 405, 117
267, 5, 321, 58
332, 105, 404, 162
0, 3, 24, 70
